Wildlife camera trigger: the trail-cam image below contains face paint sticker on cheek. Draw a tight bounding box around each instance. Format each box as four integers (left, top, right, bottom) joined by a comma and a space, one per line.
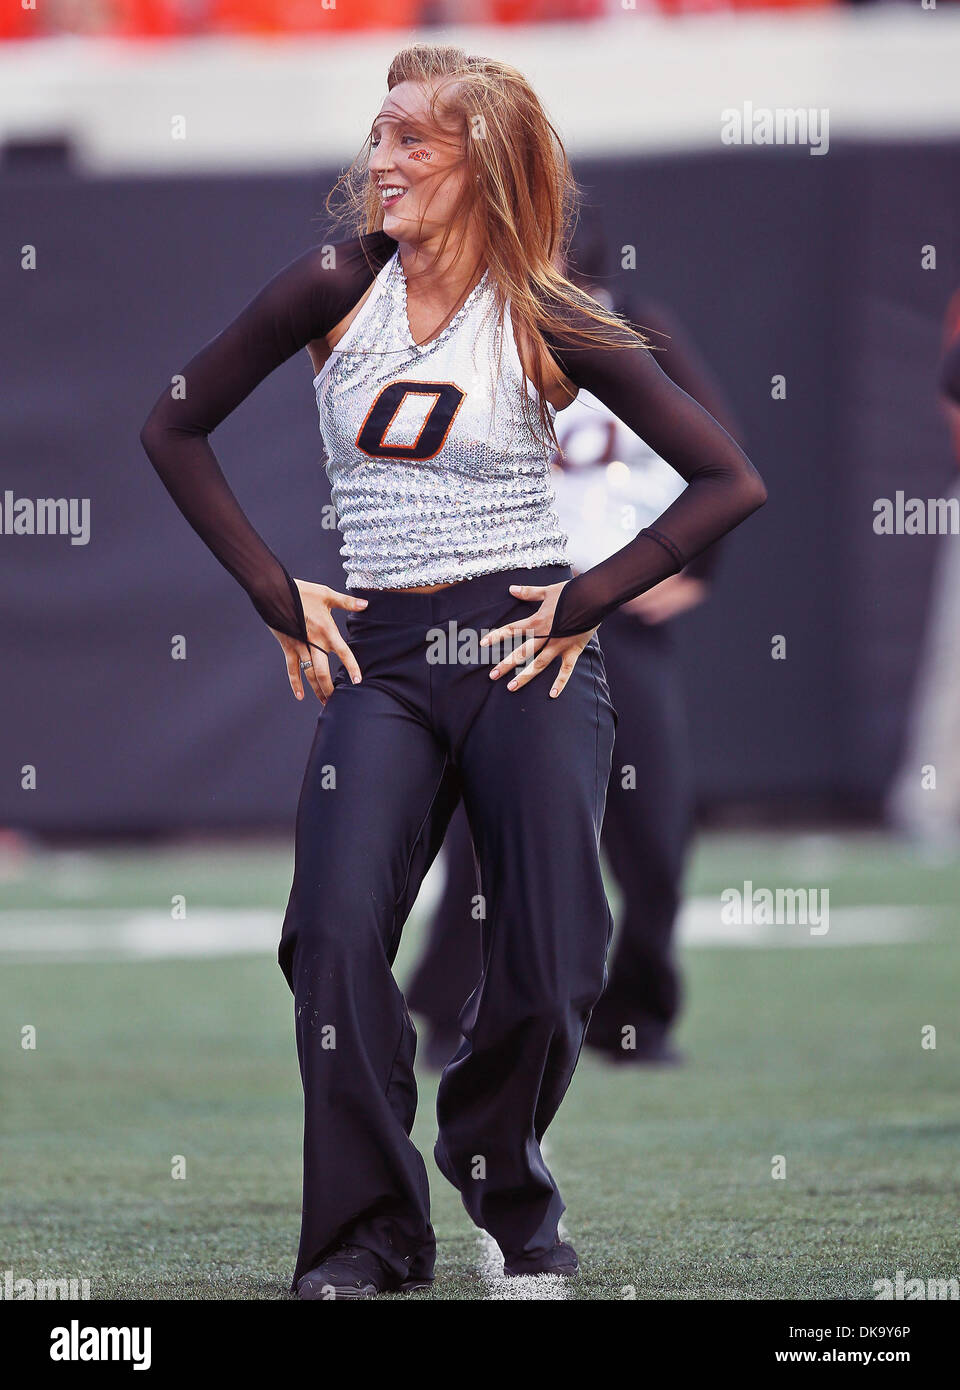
407, 148, 435, 162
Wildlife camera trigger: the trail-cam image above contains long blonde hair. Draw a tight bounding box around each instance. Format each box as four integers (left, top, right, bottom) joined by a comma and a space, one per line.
324, 42, 650, 451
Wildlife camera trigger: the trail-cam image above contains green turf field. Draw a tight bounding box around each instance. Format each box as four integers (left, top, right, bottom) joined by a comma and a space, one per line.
1, 831, 958, 1300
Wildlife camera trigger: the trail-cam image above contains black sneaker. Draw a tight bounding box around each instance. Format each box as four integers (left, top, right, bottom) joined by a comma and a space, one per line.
587, 1037, 686, 1066
503, 1240, 579, 1278
613, 1040, 686, 1066
296, 1244, 431, 1300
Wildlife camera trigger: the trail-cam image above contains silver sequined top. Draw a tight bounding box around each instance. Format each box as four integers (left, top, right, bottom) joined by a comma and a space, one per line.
314, 248, 570, 588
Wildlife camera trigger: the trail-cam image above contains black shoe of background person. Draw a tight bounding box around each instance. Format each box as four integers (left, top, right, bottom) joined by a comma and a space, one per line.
296, 1244, 432, 1300
503, 1239, 580, 1278
620, 1040, 686, 1065
587, 1037, 686, 1066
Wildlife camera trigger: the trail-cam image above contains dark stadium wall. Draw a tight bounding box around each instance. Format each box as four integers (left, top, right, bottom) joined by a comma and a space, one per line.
2, 143, 958, 833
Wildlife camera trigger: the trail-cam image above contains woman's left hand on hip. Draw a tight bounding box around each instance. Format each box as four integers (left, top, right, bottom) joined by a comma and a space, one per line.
479, 581, 597, 699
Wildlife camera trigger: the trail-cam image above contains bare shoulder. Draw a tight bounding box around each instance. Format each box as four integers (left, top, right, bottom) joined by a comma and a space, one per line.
304, 230, 395, 378
306, 277, 380, 376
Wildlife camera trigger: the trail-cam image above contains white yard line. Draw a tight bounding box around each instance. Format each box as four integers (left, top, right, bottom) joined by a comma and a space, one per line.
475, 1139, 572, 1301
475, 1230, 570, 1301
0, 901, 938, 962
676, 900, 935, 948
0, 908, 280, 961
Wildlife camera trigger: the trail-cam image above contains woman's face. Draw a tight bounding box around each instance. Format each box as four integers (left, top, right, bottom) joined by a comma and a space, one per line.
369, 81, 468, 244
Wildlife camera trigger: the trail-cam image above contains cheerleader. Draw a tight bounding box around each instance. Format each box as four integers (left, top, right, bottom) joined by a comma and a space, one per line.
140, 42, 766, 1298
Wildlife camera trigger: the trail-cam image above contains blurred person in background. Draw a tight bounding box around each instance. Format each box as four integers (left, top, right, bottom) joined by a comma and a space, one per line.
140, 43, 765, 1299
408, 226, 747, 1069
886, 294, 960, 851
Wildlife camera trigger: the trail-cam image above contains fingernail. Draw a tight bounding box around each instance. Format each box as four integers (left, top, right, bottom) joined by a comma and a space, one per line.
353, 675, 361, 684
357, 599, 368, 606
508, 679, 518, 690
490, 668, 499, 679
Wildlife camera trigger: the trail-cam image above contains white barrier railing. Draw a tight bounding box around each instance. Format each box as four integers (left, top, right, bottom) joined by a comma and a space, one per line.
1, 11, 959, 172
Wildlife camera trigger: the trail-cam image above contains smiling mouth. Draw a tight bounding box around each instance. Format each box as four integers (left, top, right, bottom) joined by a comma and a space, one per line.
379, 186, 408, 209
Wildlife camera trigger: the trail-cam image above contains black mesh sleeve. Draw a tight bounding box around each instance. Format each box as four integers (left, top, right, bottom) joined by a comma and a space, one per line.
542, 306, 767, 639
618, 296, 748, 588
139, 232, 396, 645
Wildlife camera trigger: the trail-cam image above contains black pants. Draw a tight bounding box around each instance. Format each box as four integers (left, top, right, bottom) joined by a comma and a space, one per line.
407, 610, 693, 1056
277, 564, 617, 1289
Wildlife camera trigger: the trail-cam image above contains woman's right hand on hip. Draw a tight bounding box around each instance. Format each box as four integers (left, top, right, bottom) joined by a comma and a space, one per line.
271, 580, 368, 704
